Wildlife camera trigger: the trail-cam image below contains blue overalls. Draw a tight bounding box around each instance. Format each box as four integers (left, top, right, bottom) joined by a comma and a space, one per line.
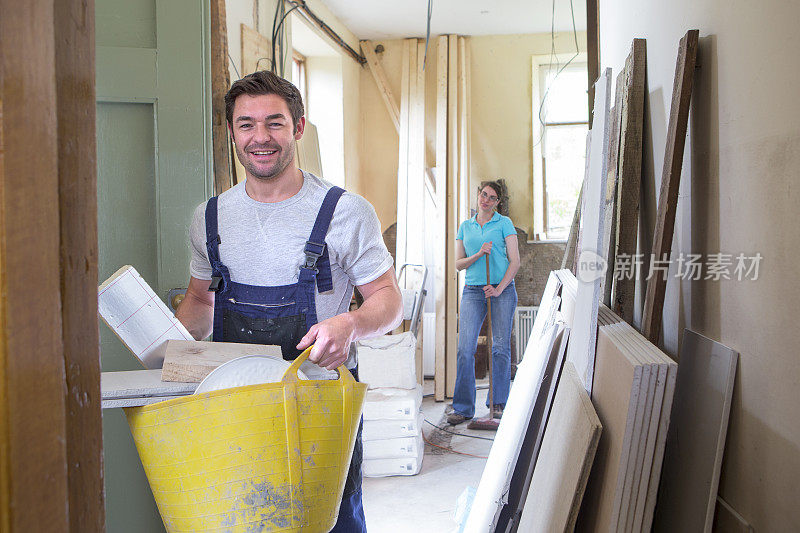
205, 186, 366, 532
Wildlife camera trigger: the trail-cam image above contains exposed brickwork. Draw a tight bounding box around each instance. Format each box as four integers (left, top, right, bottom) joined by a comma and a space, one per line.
514, 228, 565, 307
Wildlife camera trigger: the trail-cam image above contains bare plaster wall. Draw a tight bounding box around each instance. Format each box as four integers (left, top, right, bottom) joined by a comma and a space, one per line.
359, 32, 587, 234
599, 0, 800, 529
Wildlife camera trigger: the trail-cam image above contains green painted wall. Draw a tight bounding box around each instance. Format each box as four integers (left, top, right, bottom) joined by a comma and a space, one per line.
96, 0, 211, 530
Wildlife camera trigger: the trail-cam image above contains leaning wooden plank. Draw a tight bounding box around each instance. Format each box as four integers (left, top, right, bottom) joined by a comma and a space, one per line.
464, 323, 563, 532
361, 40, 401, 133
653, 330, 738, 533
395, 39, 412, 271
445, 34, 459, 398
160, 340, 282, 382
457, 36, 471, 227
575, 325, 643, 532
210, 0, 231, 195
296, 120, 323, 177
241, 23, 272, 75
641, 30, 699, 343
611, 39, 647, 325
434, 35, 448, 401
518, 362, 602, 533
101, 369, 197, 402
98, 265, 194, 369
565, 68, 612, 393
407, 39, 427, 267
600, 75, 624, 305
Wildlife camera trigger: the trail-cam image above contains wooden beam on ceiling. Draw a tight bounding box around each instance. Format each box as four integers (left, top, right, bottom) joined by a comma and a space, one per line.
361, 40, 401, 134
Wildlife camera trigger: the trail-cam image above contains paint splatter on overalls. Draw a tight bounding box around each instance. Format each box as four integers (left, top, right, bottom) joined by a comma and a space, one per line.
205, 186, 366, 531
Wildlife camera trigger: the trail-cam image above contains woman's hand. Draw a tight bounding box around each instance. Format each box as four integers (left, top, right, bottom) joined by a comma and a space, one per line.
483, 285, 503, 298
479, 242, 493, 256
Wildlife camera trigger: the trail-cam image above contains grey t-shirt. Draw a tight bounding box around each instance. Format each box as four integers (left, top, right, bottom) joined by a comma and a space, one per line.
189, 172, 394, 367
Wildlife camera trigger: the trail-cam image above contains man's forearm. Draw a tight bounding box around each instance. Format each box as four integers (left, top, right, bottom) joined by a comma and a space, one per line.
348, 284, 403, 340
175, 292, 214, 340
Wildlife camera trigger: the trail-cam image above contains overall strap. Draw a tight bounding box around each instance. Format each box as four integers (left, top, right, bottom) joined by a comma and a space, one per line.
204, 196, 224, 292
302, 186, 345, 293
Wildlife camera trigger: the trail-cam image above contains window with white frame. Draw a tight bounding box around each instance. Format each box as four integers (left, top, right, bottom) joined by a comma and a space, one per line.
291, 51, 307, 106
531, 56, 588, 241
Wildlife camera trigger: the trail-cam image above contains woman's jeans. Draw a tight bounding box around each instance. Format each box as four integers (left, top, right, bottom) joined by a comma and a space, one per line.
452, 280, 518, 418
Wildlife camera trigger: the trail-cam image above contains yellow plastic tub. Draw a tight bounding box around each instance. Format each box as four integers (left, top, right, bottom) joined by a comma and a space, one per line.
124, 347, 366, 532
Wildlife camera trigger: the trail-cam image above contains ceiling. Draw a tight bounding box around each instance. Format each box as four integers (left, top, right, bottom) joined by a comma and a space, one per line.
318, 0, 587, 40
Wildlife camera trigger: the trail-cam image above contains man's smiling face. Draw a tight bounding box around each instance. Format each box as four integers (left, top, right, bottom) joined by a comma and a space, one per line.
229, 93, 305, 181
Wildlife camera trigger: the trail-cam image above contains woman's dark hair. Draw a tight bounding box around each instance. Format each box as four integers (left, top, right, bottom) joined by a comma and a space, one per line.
224, 70, 304, 131
479, 180, 504, 212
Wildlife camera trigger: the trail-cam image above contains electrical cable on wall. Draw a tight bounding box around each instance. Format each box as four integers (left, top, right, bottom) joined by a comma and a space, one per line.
533, 0, 581, 148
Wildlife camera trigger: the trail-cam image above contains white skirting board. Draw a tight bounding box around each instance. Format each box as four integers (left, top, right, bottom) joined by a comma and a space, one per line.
364, 386, 423, 420
363, 412, 423, 441
98, 265, 193, 369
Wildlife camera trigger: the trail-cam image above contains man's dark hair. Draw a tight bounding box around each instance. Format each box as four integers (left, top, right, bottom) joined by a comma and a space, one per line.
224, 70, 304, 130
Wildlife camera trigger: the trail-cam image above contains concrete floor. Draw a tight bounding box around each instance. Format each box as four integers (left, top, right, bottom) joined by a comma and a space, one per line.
362, 378, 494, 532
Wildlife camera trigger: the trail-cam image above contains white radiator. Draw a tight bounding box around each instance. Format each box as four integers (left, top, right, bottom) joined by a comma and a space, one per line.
514, 306, 539, 363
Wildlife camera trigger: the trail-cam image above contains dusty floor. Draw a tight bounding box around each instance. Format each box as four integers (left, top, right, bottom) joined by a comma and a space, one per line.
361, 378, 494, 532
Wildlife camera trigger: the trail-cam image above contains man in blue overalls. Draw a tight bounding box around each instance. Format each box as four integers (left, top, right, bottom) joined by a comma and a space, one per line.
176, 70, 403, 531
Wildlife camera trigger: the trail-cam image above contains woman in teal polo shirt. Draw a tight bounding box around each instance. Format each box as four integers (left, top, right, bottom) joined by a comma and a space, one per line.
447, 181, 520, 425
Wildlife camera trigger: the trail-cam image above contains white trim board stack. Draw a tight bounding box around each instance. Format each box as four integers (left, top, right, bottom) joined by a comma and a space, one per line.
566, 68, 612, 394
98, 265, 193, 369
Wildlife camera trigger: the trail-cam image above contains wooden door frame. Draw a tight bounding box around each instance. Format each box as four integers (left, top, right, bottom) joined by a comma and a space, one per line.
1, 0, 104, 531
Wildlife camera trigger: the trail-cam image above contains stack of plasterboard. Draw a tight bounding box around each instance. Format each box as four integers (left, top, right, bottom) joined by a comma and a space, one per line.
101, 369, 197, 408
563, 292, 677, 532
494, 272, 569, 531
464, 318, 566, 531
517, 362, 602, 532
362, 386, 425, 477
